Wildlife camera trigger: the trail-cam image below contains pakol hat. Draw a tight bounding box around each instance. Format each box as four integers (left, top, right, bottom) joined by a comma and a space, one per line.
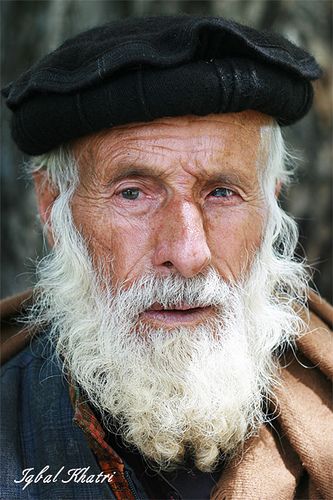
2, 15, 322, 156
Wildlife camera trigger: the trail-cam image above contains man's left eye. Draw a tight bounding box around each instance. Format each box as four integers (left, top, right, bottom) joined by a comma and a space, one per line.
120, 188, 140, 200
210, 187, 234, 197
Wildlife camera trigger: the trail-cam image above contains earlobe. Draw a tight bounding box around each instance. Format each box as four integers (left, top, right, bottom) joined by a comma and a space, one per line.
33, 170, 59, 245
275, 181, 282, 198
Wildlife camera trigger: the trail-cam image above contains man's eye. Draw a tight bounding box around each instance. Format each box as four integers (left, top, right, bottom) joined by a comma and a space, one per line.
120, 188, 140, 200
210, 187, 234, 197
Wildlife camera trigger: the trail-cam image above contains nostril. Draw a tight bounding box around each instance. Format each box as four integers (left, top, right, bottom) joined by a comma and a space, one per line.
163, 261, 173, 268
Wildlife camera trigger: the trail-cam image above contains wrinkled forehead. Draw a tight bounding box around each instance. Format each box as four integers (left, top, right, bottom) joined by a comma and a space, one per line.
72, 110, 273, 178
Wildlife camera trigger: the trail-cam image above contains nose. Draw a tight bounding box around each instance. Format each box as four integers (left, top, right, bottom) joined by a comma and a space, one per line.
153, 200, 211, 278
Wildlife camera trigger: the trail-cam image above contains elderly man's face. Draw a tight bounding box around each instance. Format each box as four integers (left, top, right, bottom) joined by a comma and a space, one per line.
69, 111, 268, 325
33, 111, 306, 471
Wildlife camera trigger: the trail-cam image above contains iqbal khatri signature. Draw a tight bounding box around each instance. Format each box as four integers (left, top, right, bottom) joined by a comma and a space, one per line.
14, 466, 116, 490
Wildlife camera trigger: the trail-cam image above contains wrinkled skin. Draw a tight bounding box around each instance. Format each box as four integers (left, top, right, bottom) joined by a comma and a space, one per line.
34, 111, 271, 325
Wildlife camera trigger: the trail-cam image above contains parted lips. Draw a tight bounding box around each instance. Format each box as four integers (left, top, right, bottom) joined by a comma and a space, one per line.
2, 15, 322, 155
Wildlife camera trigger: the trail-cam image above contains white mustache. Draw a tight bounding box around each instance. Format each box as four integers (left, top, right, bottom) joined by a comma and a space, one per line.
106, 267, 234, 316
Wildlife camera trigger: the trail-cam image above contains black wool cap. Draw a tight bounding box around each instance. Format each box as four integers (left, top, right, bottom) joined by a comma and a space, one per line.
2, 15, 322, 156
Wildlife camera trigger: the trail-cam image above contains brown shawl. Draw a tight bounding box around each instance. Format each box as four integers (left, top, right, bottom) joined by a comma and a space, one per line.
1, 290, 332, 499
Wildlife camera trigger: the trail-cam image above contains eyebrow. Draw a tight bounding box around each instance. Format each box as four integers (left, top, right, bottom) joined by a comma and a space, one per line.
106, 165, 166, 186
105, 162, 253, 189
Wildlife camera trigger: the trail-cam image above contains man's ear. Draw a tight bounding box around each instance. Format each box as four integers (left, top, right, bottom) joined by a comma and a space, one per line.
33, 170, 59, 246
275, 180, 282, 198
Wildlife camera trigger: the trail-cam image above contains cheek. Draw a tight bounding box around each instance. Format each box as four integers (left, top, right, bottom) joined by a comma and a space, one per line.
206, 207, 265, 279
107, 218, 155, 284
72, 201, 154, 284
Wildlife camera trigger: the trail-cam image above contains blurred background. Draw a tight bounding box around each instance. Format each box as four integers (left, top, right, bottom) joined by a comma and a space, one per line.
1, 0, 332, 301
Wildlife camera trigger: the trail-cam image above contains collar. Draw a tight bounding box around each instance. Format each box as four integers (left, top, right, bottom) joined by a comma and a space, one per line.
68, 379, 137, 500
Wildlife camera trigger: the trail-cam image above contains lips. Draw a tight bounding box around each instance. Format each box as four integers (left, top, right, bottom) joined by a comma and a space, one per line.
148, 302, 200, 311
140, 302, 213, 326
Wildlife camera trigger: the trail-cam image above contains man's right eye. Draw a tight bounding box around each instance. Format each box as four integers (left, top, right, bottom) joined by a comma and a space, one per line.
120, 188, 140, 200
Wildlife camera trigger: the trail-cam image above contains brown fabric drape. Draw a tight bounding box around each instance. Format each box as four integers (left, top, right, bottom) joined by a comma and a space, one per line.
212, 297, 333, 499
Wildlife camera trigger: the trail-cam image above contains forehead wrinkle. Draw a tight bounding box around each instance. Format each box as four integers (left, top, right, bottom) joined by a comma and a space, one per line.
99, 147, 174, 175
90, 123, 261, 157
101, 152, 256, 191
91, 133, 239, 167
104, 134, 225, 154
73, 114, 267, 186
90, 144, 259, 189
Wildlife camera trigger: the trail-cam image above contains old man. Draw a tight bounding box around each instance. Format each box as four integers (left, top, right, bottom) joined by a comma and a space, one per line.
1, 15, 332, 500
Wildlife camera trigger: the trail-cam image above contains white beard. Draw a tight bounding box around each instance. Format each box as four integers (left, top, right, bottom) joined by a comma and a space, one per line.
30, 192, 307, 473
